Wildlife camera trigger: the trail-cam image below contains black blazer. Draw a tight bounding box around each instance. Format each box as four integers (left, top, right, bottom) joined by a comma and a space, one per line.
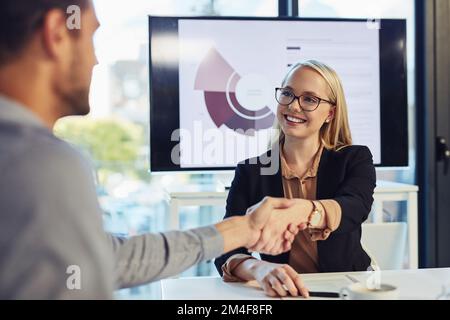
215, 145, 376, 275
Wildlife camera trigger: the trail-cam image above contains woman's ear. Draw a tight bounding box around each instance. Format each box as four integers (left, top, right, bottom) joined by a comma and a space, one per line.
326, 106, 336, 123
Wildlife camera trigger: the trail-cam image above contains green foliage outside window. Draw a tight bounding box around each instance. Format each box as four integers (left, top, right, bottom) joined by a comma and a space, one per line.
54, 117, 149, 184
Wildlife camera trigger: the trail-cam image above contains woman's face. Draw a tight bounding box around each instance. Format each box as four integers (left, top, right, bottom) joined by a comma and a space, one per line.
276, 66, 335, 141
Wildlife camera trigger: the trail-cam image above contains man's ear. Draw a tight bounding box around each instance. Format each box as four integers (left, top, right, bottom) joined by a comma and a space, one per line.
41, 9, 71, 61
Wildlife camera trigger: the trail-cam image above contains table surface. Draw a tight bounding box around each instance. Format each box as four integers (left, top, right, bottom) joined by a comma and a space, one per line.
161, 268, 450, 300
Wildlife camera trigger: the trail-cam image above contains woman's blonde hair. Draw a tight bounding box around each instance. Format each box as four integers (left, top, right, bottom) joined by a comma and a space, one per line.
272, 60, 352, 151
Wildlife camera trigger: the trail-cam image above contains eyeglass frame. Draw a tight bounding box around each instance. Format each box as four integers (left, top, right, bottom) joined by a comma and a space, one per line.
275, 87, 335, 112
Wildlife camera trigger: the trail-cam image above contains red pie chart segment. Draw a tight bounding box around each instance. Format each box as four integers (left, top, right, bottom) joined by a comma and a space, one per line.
194, 47, 275, 135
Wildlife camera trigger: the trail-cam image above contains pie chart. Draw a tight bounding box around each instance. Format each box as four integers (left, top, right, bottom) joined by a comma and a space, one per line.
194, 47, 275, 136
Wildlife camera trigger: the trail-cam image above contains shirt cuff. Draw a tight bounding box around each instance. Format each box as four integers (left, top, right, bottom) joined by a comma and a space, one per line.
309, 199, 342, 241
221, 254, 254, 282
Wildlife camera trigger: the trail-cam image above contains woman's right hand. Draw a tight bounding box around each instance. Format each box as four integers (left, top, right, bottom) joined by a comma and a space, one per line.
251, 261, 309, 298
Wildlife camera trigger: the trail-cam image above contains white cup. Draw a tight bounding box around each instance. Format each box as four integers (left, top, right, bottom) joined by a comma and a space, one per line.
340, 283, 399, 300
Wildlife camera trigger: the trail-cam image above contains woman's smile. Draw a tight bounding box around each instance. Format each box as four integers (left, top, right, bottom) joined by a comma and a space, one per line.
283, 113, 308, 126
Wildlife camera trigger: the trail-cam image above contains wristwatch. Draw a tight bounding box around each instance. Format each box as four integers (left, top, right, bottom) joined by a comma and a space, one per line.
308, 201, 323, 228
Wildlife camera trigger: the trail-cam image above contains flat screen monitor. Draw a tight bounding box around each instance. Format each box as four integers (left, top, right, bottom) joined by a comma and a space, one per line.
149, 16, 408, 172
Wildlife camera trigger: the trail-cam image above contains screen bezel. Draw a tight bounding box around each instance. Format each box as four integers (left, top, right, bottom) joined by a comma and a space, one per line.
149, 16, 408, 172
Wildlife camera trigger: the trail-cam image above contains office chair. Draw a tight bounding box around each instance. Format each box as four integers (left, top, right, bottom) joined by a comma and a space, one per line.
361, 222, 408, 270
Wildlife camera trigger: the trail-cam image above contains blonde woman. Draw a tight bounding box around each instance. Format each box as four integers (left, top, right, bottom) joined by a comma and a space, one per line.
214, 60, 376, 298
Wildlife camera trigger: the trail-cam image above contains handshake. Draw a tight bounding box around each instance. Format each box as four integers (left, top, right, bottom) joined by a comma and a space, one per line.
216, 197, 313, 255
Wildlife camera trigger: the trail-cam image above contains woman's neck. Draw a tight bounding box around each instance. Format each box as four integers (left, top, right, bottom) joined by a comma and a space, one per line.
283, 134, 321, 167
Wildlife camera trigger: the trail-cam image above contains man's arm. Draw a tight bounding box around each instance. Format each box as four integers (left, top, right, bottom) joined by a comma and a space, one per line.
108, 226, 223, 288
109, 197, 297, 289
12, 139, 297, 292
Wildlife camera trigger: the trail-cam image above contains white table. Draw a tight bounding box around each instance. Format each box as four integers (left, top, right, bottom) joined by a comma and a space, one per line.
165, 180, 419, 268
161, 268, 450, 300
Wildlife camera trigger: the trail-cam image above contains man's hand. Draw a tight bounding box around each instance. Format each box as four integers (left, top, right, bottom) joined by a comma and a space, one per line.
248, 198, 313, 253
244, 197, 307, 255
215, 197, 307, 254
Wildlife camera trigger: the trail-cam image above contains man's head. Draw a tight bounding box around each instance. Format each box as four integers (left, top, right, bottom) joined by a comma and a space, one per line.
0, 0, 99, 119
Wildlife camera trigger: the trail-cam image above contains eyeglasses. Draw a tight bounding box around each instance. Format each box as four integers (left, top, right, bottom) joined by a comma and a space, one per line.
275, 87, 334, 112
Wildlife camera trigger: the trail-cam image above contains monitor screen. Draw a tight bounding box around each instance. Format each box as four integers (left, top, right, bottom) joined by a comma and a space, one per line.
149, 17, 408, 172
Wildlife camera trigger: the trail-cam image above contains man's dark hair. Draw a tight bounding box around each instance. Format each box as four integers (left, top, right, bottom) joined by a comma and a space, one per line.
0, 0, 89, 66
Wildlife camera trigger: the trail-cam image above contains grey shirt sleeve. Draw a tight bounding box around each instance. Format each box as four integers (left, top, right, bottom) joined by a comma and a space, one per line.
108, 226, 224, 288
